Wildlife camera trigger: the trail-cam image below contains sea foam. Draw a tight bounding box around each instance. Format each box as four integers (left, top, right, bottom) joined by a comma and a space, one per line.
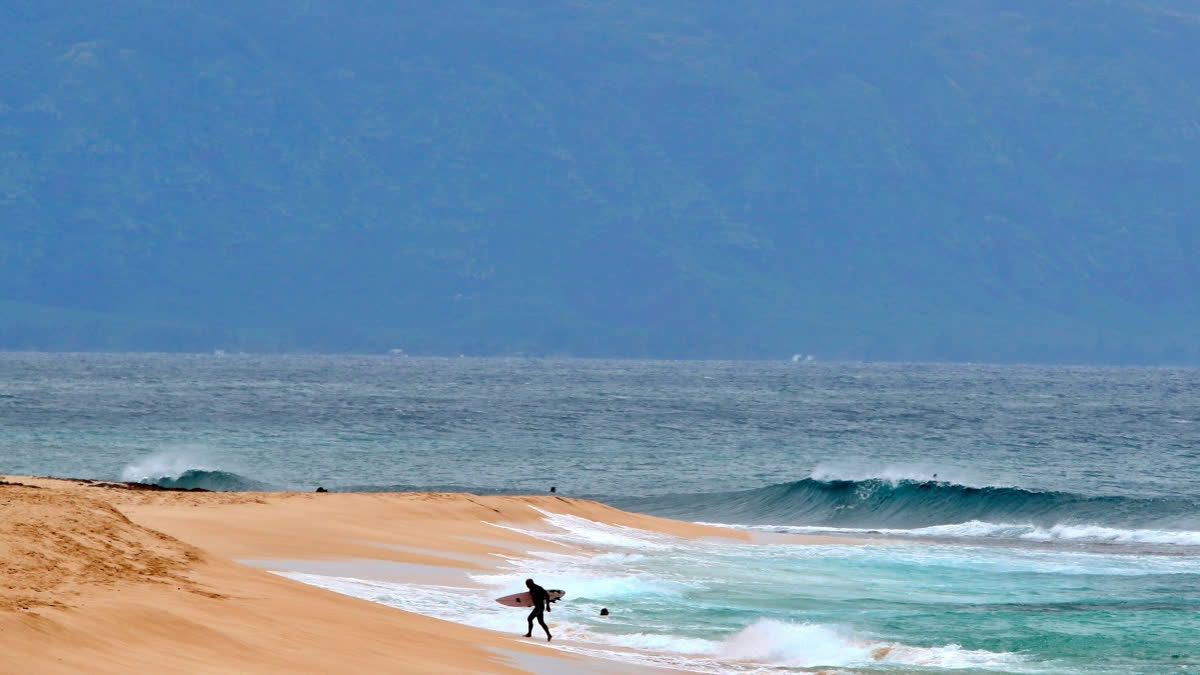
736, 520, 1200, 548
277, 571, 1021, 673
491, 509, 678, 552
716, 619, 1019, 670
280, 512, 1028, 672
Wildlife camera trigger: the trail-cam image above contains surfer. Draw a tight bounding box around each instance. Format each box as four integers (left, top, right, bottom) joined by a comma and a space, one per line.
523, 578, 553, 641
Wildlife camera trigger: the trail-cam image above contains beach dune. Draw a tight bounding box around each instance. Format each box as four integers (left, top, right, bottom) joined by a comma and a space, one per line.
0, 477, 739, 673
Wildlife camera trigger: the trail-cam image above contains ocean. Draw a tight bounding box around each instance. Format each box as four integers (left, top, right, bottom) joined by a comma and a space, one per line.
2, 353, 1198, 672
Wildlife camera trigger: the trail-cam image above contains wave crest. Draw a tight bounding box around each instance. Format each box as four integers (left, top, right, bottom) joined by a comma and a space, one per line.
120, 450, 270, 491
616, 477, 1200, 533
143, 468, 271, 492
718, 619, 1018, 669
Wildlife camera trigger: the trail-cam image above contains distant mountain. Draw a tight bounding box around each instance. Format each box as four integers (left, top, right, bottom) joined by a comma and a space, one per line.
2, 1, 1198, 362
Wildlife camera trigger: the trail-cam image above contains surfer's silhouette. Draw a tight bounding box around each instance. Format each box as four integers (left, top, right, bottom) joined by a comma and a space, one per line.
523, 578, 552, 641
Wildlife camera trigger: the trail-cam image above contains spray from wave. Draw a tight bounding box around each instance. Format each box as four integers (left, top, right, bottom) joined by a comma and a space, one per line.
555, 619, 1022, 671
119, 448, 272, 491
715, 619, 1018, 670
807, 463, 997, 489
571, 620, 1020, 670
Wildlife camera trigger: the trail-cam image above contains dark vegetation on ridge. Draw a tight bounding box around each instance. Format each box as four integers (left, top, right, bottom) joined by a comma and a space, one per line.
2, 1, 1199, 363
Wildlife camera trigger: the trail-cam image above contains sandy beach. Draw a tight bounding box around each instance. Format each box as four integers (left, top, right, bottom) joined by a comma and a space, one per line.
0, 476, 747, 674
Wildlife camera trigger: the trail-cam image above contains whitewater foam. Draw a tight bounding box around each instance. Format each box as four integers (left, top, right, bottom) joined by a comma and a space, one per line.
491, 509, 678, 552
913, 520, 1200, 547
471, 563, 690, 602
278, 511, 1034, 673
1021, 522, 1200, 546
539, 618, 1022, 671
717, 619, 1020, 670
278, 570, 1022, 673
729, 519, 1200, 548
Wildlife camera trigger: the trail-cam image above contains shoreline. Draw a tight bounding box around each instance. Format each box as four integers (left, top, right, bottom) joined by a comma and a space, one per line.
0, 475, 767, 673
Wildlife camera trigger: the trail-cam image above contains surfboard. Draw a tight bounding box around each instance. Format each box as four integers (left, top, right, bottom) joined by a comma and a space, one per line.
494, 589, 566, 607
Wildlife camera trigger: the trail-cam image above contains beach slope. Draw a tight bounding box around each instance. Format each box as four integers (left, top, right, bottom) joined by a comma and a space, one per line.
0, 477, 738, 673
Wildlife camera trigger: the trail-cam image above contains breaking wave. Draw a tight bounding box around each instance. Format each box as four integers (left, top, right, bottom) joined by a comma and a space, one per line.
120, 450, 272, 491
139, 468, 273, 492
613, 477, 1200, 541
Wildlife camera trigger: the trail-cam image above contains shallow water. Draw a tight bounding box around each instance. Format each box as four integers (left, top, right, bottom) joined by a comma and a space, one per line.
279, 510, 1200, 673
2, 353, 1199, 671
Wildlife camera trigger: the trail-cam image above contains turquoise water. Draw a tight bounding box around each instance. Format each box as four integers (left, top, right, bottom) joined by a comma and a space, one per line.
3, 354, 1199, 671
280, 510, 1200, 672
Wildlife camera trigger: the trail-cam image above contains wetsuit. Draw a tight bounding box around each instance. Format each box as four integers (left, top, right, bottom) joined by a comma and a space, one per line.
525, 582, 552, 640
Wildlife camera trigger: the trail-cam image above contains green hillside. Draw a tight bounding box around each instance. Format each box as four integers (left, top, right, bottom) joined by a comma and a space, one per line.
2, 1, 1198, 362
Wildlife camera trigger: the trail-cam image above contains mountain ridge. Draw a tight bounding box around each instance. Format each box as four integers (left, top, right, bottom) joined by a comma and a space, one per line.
2, 1, 1198, 362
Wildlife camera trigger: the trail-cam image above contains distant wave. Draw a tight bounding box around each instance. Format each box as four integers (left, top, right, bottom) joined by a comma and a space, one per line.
120, 448, 273, 491
734, 520, 1200, 548
141, 468, 273, 492
125, 474, 515, 493
613, 478, 1200, 534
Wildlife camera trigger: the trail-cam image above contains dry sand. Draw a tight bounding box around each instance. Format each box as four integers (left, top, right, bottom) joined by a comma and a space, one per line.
0, 476, 748, 673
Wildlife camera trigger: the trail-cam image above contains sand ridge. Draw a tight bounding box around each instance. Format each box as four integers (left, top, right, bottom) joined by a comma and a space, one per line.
0, 480, 212, 613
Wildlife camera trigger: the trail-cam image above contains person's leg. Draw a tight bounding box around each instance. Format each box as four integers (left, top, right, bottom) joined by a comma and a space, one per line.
525, 608, 535, 637
536, 610, 552, 640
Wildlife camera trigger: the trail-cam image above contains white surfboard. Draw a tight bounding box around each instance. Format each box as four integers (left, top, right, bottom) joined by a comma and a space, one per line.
494, 589, 566, 607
